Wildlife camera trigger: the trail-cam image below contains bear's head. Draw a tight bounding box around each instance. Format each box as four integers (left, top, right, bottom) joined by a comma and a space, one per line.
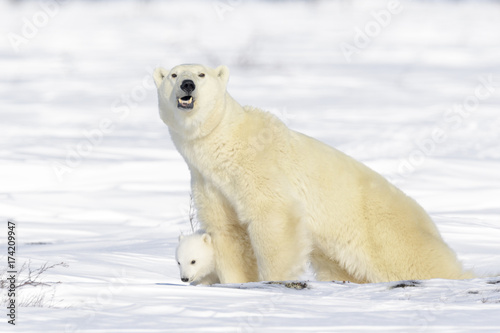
153, 64, 230, 139
175, 231, 215, 285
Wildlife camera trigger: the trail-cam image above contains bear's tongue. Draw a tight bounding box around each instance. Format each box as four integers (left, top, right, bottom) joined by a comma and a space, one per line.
178, 96, 193, 108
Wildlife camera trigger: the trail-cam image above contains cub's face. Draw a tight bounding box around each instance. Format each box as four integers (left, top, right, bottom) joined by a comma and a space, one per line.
153, 64, 230, 137
175, 233, 215, 285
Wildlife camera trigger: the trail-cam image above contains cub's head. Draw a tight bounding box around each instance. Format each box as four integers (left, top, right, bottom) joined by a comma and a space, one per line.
175, 231, 215, 285
153, 64, 230, 138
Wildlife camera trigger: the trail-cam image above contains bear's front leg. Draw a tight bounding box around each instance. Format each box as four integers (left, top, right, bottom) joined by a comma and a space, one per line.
192, 177, 258, 284
210, 223, 258, 283
246, 203, 310, 282
196, 271, 220, 286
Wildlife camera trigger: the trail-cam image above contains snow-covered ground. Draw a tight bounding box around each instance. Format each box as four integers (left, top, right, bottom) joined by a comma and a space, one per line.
1, 0, 500, 331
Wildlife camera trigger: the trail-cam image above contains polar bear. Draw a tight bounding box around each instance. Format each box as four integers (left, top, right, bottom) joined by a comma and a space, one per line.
154, 64, 474, 284
176, 230, 220, 285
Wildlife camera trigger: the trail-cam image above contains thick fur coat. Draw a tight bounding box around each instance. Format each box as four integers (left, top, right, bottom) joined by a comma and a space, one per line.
155, 64, 473, 283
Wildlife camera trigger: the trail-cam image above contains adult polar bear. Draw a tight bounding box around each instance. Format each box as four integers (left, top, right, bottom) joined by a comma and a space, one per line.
154, 64, 473, 284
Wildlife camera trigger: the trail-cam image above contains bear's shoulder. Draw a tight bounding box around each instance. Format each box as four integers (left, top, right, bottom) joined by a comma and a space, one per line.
241, 105, 288, 130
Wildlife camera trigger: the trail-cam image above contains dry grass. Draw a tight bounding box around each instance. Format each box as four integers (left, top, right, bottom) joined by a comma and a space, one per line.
1, 259, 68, 307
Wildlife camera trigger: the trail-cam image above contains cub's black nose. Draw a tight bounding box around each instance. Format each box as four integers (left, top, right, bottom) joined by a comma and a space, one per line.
180, 80, 195, 94
181, 277, 189, 282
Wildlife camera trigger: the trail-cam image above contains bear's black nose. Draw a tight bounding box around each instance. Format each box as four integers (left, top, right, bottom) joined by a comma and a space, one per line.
180, 80, 195, 94
181, 277, 189, 282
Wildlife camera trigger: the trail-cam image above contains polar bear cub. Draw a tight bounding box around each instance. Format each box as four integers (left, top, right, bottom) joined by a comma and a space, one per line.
175, 230, 220, 285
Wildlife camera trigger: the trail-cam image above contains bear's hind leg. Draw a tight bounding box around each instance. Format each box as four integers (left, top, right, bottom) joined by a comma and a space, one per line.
310, 247, 366, 283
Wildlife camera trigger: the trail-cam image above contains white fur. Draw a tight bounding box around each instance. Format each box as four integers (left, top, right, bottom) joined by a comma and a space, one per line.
156, 64, 474, 283
175, 230, 220, 285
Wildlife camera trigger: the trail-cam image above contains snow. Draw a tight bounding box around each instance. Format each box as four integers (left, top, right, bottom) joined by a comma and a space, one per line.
1, 0, 500, 332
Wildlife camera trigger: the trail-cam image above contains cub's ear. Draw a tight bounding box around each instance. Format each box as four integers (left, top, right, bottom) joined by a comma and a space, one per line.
201, 233, 212, 244
178, 234, 185, 242
153, 67, 169, 88
215, 65, 230, 85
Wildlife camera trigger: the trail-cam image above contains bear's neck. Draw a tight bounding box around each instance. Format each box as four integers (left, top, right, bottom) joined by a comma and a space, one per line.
173, 92, 244, 140
170, 93, 246, 168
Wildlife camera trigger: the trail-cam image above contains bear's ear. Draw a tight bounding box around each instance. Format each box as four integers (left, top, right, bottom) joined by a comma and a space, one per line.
201, 233, 211, 245
215, 65, 230, 85
178, 234, 185, 242
153, 67, 169, 88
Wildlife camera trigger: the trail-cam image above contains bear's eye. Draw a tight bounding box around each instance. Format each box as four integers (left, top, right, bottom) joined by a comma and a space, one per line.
191, 260, 196, 265
171, 73, 177, 78
198, 73, 205, 78
177, 261, 180, 265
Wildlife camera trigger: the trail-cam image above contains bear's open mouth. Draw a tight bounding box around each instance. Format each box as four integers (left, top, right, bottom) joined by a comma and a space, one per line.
178, 96, 194, 110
